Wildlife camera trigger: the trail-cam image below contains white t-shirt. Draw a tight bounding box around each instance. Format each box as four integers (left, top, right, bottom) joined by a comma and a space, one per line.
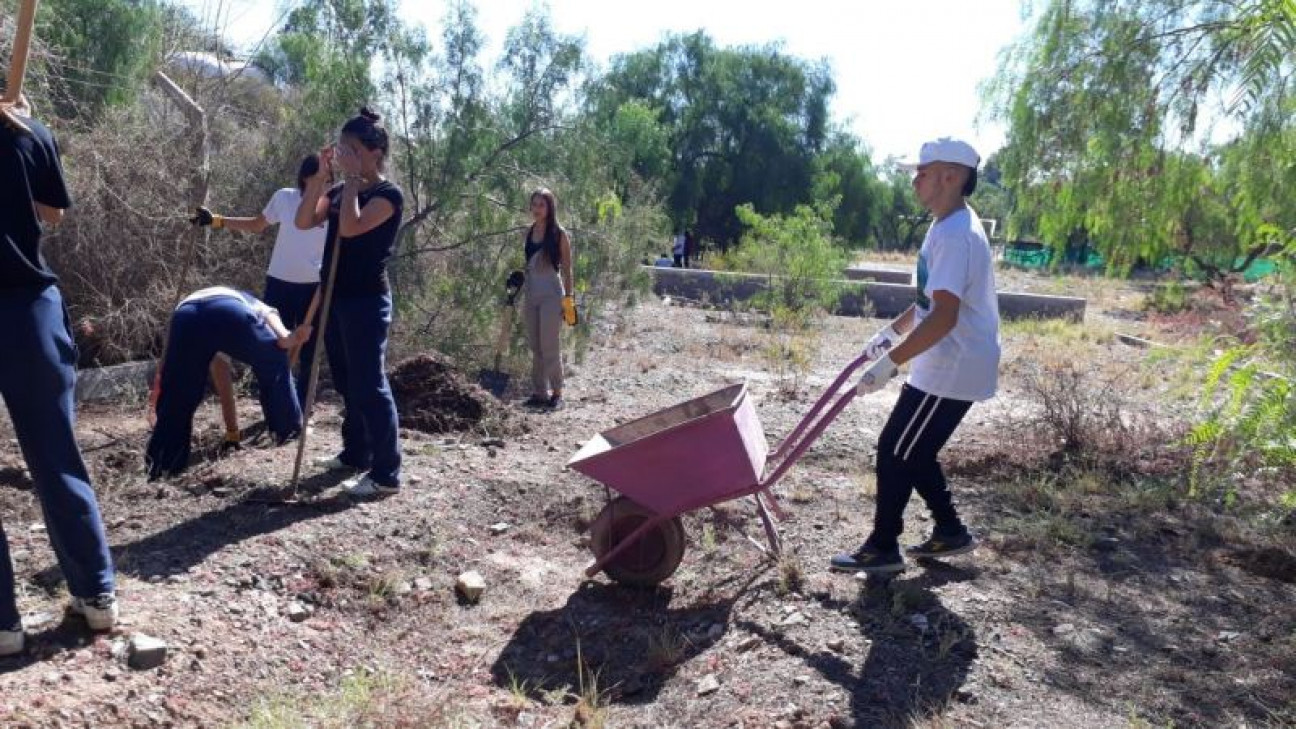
908, 205, 1000, 402
262, 188, 326, 284
179, 287, 275, 323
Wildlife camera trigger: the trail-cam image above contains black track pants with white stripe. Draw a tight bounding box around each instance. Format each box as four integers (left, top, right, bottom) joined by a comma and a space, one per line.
866, 383, 974, 552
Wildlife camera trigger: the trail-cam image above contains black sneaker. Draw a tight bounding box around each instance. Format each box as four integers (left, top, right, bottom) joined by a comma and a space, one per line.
829, 544, 905, 574
907, 531, 976, 559
547, 394, 564, 411
523, 395, 548, 408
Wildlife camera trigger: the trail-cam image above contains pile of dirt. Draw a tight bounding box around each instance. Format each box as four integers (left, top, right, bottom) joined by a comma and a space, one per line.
1228, 546, 1296, 584
388, 352, 510, 435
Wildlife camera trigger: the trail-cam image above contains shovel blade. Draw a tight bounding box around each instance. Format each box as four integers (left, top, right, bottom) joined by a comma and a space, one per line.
477, 369, 511, 398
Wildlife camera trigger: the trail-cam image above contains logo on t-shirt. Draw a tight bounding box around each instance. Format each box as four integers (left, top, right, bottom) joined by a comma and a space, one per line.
915, 252, 931, 311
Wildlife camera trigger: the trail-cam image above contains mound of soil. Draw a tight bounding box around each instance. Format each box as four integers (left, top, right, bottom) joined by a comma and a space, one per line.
388, 353, 508, 435
1228, 546, 1296, 584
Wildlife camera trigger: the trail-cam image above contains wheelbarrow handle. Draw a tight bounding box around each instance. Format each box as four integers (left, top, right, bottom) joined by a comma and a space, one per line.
761, 382, 858, 495
770, 352, 870, 460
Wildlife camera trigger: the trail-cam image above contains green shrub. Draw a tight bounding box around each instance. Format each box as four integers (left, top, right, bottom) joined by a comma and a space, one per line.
1189, 278, 1296, 501
1142, 280, 1192, 314
724, 203, 848, 317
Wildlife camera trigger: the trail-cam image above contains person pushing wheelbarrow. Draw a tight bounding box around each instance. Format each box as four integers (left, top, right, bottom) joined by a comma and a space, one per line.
831, 137, 1001, 576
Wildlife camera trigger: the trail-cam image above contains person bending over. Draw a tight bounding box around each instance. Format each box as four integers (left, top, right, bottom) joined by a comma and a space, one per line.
145, 287, 308, 480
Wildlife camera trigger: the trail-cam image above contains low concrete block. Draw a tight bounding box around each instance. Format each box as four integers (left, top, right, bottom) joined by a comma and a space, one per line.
74, 360, 157, 403
842, 265, 912, 285
648, 267, 1085, 322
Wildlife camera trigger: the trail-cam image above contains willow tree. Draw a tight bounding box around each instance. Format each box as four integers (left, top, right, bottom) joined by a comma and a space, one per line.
989, 0, 1296, 280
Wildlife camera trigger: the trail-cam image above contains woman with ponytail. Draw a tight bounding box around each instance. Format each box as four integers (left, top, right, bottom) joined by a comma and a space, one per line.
296, 107, 404, 497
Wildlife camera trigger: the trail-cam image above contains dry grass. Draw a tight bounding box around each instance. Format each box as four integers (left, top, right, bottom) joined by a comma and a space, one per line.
241, 671, 469, 729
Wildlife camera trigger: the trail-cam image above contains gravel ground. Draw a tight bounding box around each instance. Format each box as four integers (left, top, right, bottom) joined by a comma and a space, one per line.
0, 275, 1292, 728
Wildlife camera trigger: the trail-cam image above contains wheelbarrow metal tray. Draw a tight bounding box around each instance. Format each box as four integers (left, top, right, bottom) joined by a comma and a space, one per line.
567, 383, 768, 516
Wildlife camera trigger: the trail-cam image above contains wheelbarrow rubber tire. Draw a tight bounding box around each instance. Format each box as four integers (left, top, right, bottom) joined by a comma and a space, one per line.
589, 497, 686, 587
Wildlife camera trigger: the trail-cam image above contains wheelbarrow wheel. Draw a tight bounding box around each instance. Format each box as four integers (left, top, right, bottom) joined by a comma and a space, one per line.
589, 497, 686, 587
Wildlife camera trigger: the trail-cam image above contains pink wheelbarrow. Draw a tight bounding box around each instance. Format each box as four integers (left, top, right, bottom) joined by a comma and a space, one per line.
568, 353, 871, 586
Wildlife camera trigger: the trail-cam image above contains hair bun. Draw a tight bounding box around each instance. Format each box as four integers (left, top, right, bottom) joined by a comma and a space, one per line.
359, 106, 381, 123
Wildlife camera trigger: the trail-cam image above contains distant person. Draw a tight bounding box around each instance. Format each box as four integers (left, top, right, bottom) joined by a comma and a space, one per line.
832, 137, 1000, 575
190, 154, 328, 407
671, 231, 685, 268
653, 252, 675, 267
145, 287, 308, 480
1, 98, 118, 653
297, 107, 404, 498
683, 229, 697, 268
520, 188, 576, 410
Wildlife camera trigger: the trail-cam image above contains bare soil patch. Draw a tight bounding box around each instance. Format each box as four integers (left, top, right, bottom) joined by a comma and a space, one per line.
0, 271, 1293, 728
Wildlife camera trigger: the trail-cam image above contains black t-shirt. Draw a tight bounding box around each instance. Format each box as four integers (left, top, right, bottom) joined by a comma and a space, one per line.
0, 117, 71, 291
321, 180, 404, 297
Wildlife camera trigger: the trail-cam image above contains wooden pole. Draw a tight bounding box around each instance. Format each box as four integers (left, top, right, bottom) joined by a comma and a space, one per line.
146, 70, 209, 426
1, 0, 39, 133
288, 223, 343, 496
3, 0, 38, 101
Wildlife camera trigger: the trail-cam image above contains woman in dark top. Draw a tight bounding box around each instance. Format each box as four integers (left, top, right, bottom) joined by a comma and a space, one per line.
521, 188, 575, 410
296, 107, 404, 497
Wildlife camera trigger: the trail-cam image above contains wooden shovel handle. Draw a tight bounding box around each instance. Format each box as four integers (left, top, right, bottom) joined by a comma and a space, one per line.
4, 0, 40, 103
492, 304, 515, 368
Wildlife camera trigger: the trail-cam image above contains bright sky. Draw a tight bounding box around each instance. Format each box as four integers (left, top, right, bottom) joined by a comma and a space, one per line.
183, 0, 1028, 160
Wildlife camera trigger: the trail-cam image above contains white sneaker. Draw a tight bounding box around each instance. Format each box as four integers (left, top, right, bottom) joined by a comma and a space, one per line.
69, 593, 119, 632
0, 628, 23, 657
313, 455, 354, 472
342, 474, 399, 498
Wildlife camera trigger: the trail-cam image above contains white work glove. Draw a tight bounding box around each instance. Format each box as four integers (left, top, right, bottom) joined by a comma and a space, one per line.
855, 353, 898, 395
862, 325, 901, 361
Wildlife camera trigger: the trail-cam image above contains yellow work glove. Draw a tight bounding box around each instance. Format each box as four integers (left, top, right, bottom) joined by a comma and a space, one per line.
562, 295, 578, 327
191, 206, 225, 230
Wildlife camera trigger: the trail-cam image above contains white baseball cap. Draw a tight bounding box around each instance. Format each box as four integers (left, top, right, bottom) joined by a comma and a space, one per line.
901, 137, 980, 170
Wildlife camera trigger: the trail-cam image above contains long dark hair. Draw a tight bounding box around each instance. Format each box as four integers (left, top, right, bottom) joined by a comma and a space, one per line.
530, 187, 561, 270
340, 106, 389, 167
296, 153, 320, 192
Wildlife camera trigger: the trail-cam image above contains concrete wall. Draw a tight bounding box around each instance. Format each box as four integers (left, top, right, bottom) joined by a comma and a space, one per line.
74, 360, 156, 403
842, 265, 912, 285
648, 267, 1086, 322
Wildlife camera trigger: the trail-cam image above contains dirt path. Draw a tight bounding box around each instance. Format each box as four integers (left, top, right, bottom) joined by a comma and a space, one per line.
1, 293, 1292, 728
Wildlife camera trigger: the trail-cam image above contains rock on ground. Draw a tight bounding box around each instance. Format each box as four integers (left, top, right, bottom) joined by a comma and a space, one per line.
456, 570, 487, 603
127, 634, 168, 670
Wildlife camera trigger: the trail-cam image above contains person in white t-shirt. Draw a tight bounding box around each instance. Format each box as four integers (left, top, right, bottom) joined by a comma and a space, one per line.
831, 137, 1001, 575
189, 155, 328, 406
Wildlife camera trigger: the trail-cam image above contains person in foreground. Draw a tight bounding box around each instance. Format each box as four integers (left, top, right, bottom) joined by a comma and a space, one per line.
831, 137, 1001, 575
297, 108, 404, 497
145, 287, 308, 480
1, 98, 118, 654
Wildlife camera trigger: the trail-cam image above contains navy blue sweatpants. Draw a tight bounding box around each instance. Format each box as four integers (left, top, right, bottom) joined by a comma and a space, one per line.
146, 296, 301, 478
262, 276, 318, 408
324, 293, 401, 487
0, 286, 115, 629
